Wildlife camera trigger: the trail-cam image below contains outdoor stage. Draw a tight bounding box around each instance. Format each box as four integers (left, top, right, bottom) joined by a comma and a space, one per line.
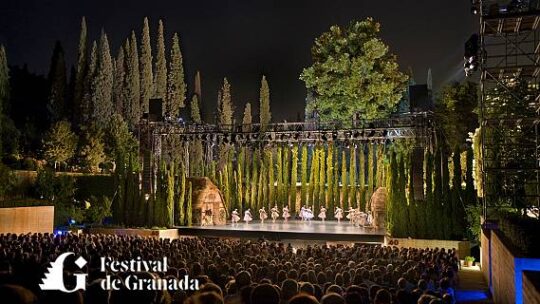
177, 220, 386, 243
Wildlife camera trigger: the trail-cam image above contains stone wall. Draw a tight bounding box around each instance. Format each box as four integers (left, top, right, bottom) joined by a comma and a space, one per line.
384, 236, 470, 258
490, 230, 516, 304
0, 206, 54, 234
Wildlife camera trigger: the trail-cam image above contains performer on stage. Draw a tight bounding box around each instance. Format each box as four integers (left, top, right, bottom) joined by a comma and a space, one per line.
366, 211, 373, 227
346, 207, 355, 224
300, 205, 306, 221
282, 206, 291, 222
318, 206, 327, 222
271, 205, 280, 223
359, 211, 368, 227
244, 209, 253, 224
231, 208, 240, 224
335, 207, 344, 223
259, 207, 268, 223
304, 206, 314, 222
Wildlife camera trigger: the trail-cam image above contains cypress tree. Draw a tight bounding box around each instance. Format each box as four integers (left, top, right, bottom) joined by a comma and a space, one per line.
349, 146, 357, 208
0, 45, 9, 153
91, 31, 114, 126
190, 94, 202, 124
290, 145, 298, 213
251, 158, 258, 211
82, 41, 98, 125
242, 102, 252, 132
312, 148, 320, 209
301, 144, 308, 206
166, 33, 186, 116
73, 17, 87, 126
113, 46, 125, 115
359, 145, 366, 211
341, 150, 348, 209
47, 41, 67, 122
259, 75, 271, 131
219, 78, 233, 127
465, 145, 475, 205
398, 153, 409, 237
194, 70, 202, 102
326, 144, 334, 218
186, 181, 192, 226
387, 151, 398, 235
318, 147, 326, 209
257, 165, 264, 210
124, 32, 141, 128
268, 150, 275, 205
452, 145, 465, 239
154, 19, 167, 101
442, 148, 452, 239
276, 147, 284, 207
367, 144, 375, 209
177, 168, 186, 225
166, 164, 175, 227
433, 147, 444, 239
283, 147, 290, 206
140, 17, 153, 113
408, 150, 419, 238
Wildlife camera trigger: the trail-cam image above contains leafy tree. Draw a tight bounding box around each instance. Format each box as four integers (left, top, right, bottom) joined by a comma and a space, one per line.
242, 102, 252, 132
218, 78, 234, 127
79, 125, 106, 173
91, 31, 114, 126
300, 18, 407, 124
436, 81, 478, 150
43, 120, 77, 170
190, 94, 202, 124
47, 41, 67, 122
166, 33, 186, 116
140, 17, 153, 113
73, 17, 87, 125
105, 114, 138, 170
259, 75, 271, 131
154, 20, 167, 101
85, 195, 112, 224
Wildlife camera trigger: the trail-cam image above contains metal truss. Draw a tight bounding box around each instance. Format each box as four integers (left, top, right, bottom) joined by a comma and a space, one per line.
479, 1, 540, 217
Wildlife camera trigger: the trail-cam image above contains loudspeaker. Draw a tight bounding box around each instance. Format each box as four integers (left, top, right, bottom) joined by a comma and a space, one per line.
412, 147, 425, 201
149, 98, 163, 121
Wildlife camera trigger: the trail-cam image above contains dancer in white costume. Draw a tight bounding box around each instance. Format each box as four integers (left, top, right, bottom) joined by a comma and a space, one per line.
259, 207, 268, 223
304, 206, 314, 222
335, 207, 344, 223
231, 209, 240, 224
271, 205, 280, 223
300, 206, 306, 221
345, 207, 355, 224
366, 211, 373, 227
282, 206, 291, 221
318, 206, 327, 222
244, 209, 253, 223
359, 211, 368, 227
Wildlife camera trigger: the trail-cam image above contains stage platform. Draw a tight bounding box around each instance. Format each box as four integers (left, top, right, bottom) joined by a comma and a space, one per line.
176, 220, 386, 243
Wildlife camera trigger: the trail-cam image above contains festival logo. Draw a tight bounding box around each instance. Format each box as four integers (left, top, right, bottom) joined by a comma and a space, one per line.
39, 252, 88, 293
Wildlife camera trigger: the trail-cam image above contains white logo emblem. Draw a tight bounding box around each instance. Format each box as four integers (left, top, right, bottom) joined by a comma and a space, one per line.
39, 252, 87, 293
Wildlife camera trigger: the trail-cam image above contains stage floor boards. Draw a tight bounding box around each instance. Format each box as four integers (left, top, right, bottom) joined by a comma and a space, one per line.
177, 220, 386, 243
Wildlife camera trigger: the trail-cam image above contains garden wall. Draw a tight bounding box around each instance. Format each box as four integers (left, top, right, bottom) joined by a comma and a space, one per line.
88, 227, 179, 239
384, 236, 470, 259
0, 206, 54, 234
481, 228, 540, 304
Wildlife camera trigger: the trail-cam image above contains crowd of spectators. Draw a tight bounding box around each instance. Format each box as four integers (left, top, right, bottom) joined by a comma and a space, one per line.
0, 233, 460, 304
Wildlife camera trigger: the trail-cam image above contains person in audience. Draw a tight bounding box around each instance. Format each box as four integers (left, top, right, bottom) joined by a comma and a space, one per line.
0, 233, 459, 304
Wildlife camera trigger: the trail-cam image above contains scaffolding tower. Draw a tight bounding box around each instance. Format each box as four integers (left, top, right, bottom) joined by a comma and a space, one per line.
478, 0, 540, 218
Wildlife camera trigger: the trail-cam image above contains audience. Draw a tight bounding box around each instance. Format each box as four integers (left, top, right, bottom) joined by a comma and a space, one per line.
0, 233, 460, 303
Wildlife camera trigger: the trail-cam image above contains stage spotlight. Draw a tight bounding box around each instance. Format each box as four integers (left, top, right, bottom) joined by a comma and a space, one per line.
464, 34, 479, 77
471, 0, 479, 15
322, 133, 328, 141
332, 132, 338, 141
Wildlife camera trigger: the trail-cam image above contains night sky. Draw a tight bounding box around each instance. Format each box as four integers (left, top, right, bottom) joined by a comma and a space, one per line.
0, 0, 477, 121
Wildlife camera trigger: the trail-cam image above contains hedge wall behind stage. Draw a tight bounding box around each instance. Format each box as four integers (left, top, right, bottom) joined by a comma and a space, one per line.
74, 174, 115, 200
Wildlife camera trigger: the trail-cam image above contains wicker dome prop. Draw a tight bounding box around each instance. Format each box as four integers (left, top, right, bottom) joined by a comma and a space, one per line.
188, 177, 227, 226
370, 187, 387, 229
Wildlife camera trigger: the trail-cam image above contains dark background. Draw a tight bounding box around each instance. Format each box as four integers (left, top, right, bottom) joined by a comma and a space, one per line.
0, 0, 477, 121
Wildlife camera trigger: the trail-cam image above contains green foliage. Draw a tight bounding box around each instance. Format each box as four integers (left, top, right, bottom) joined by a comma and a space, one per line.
436, 81, 478, 150
465, 203, 482, 243
124, 31, 141, 128
140, 17, 153, 113
349, 147, 357, 208
0, 163, 16, 199
177, 170, 186, 226
340, 150, 348, 209
242, 102, 252, 132
82, 41, 97, 124
358, 145, 366, 211
166, 164, 175, 227
35, 169, 79, 226
154, 19, 167, 101
300, 145, 308, 206
166, 32, 186, 116
367, 144, 375, 209
43, 120, 78, 169
300, 18, 407, 124
113, 46, 125, 114
290, 145, 298, 213
47, 41, 67, 122
218, 78, 233, 126
326, 144, 334, 217
259, 75, 271, 131
91, 31, 114, 126
85, 195, 112, 224
190, 95, 202, 124
73, 17, 87, 126
79, 125, 106, 173
186, 181, 193, 226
